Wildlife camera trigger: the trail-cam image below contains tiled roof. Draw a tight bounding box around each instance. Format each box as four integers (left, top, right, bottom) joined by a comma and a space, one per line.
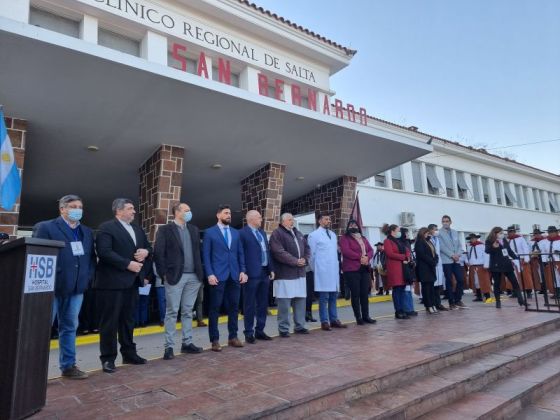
238, 1, 357, 56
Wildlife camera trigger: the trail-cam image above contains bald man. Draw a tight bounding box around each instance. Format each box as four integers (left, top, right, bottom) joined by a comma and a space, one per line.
239, 211, 275, 343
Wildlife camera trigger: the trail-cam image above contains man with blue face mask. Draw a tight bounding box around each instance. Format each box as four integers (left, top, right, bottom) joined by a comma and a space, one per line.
33, 194, 96, 379
154, 202, 204, 360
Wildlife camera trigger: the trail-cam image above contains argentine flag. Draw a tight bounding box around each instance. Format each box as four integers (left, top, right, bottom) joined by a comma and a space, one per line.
0, 108, 21, 211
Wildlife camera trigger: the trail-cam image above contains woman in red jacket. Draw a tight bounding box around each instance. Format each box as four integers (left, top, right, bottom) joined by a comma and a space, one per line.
339, 220, 376, 325
383, 224, 413, 319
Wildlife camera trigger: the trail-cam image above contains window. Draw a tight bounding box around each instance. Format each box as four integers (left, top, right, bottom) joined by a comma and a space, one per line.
99, 28, 140, 56
504, 183, 516, 207
374, 173, 386, 187
211, 67, 240, 87
495, 180, 503, 205
391, 166, 403, 190
29, 7, 79, 38
548, 193, 559, 213
456, 171, 469, 199
471, 175, 481, 202
515, 185, 524, 208
533, 189, 541, 210
425, 165, 442, 195
411, 162, 423, 193
481, 177, 490, 203
444, 168, 455, 198
168, 51, 197, 73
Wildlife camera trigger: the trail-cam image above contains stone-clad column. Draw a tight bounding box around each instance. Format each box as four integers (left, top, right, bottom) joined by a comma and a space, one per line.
241, 162, 286, 235
0, 116, 26, 238
281, 175, 357, 236
138, 145, 184, 242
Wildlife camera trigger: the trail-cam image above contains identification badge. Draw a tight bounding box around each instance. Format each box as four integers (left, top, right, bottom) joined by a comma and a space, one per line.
405, 285, 412, 292
501, 248, 509, 257
70, 241, 85, 256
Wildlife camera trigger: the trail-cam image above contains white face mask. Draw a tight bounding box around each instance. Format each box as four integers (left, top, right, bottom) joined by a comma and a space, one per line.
432, 231, 439, 237
394, 231, 402, 239
497, 233, 505, 240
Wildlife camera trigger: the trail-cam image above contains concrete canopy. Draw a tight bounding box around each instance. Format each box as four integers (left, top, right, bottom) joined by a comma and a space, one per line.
0, 20, 431, 229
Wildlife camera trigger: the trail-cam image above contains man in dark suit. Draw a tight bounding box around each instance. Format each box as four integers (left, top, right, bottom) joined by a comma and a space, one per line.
239, 210, 274, 343
33, 194, 96, 379
202, 204, 247, 351
154, 202, 204, 360
94, 198, 152, 373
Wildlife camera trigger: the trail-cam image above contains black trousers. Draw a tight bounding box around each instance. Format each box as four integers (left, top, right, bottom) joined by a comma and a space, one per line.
344, 269, 370, 320
79, 288, 99, 332
434, 285, 443, 307
421, 282, 436, 308
97, 287, 138, 363
305, 271, 315, 312
491, 271, 520, 299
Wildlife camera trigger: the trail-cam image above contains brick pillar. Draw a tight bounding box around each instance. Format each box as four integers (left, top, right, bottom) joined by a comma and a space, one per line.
241, 162, 286, 235
138, 145, 184, 242
281, 175, 357, 236
0, 116, 26, 238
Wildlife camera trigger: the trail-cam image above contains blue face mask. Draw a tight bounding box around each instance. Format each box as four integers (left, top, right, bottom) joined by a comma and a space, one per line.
183, 211, 192, 223
68, 208, 83, 222
394, 231, 402, 239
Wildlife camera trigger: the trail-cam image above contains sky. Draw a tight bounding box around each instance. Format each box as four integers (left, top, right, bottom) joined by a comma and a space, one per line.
253, 0, 560, 174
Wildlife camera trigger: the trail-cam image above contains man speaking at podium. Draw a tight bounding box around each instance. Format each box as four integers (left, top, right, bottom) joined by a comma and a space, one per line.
33, 194, 96, 379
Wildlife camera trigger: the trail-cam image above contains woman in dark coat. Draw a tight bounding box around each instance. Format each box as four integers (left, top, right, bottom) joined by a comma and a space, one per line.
414, 227, 439, 314
485, 226, 524, 308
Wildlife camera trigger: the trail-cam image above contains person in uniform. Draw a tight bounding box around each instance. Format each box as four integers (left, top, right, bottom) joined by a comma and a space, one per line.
529, 228, 545, 294
539, 226, 560, 299
466, 233, 491, 302
506, 226, 533, 299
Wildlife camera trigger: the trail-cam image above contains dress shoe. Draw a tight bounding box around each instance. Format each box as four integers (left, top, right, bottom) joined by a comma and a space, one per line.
279, 331, 290, 338
122, 355, 147, 365
406, 311, 418, 317
356, 318, 365, 325
181, 343, 203, 354
431, 306, 439, 314
436, 305, 449, 311
211, 341, 222, 352
163, 348, 174, 360
448, 304, 457, 310
159, 321, 164, 327
321, 322, 332, 331
305, 311, 317, 322
61, 365, 88, 379
395, 312, 410, 320
197, 320, 207, 327
228, 337, 244, 347
102, 361, 116, 373
245, 335, 256, 344
455, 301, 468, 309
330, 320, 348, 328
426, 307, 435, 314
364, 317, 377, 324
496, 300, 502, 309
255, 332, 273, 340
294, 328, 309, 334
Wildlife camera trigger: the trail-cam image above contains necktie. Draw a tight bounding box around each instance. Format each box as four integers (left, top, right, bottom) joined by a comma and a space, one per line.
256, 230, 267, 264
326, 229, 331, 239
223, 227, 230, 249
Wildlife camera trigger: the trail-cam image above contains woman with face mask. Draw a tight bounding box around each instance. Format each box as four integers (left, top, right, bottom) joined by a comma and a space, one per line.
414, 227, 440, 314
485, 227, 524, 308
339, 220, 376, 325
383, 224, 413, 319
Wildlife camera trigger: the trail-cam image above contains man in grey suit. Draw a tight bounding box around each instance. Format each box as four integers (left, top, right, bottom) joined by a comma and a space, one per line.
154, 202, 204, 360
439, 214, 466, 309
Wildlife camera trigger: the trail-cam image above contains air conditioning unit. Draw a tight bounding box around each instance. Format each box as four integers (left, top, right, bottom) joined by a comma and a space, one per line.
400, 212, 416, 227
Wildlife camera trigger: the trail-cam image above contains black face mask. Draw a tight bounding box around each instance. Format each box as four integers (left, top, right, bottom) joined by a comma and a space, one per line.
348, 227, 359, 234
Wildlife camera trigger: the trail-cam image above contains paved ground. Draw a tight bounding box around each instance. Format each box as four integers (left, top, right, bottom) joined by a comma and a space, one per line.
34, 292, 560, 419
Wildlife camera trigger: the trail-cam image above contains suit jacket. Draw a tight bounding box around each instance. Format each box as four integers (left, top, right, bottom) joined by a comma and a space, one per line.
239, 225, 274, 278
154, 222, 203, 285
414, 239, 438, 283
93, 218, 152, 290
202, 225, 246, 282
32, 217, 96, 297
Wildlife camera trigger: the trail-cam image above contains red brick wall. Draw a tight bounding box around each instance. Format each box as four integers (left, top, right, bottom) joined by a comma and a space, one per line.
138, 145, 184, 242
241, 162, 286, 235
0, 116, 26, 238
281, 175, 357, 235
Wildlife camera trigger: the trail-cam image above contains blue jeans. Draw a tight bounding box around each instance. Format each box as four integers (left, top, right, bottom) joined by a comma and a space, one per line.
135, 295, 149, 326
404, 290, 414, 312
52, 294, 84, 370
156, 286, 166, 323
443, 263, 465, 305
318, 291, 339, 323
392, 286, 405, 313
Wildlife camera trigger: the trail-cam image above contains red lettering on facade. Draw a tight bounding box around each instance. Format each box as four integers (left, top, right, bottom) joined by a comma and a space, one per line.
171, 43, 187, 72
335, 99, 343, 119
197, 52, 209, 78
359, 107, 368, 126
218, 58, 231, 85
291, 85, 301, 106
347, 104, 356, 122
308, 89, 317, 111
274, 79, 284, 101
258, 73, 269, 96
322, 95, 330, 115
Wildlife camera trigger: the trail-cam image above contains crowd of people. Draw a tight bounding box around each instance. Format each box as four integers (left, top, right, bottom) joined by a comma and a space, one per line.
32, 195, 560, 380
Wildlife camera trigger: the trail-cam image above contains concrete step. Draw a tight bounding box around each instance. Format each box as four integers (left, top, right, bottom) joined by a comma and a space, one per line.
419, 355, 560, 419
512, 383, 560, 419
306, 329, 560, 420
256, 317, 560, 419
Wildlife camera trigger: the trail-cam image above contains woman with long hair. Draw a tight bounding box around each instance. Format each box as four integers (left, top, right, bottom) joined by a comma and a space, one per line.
414, 227, 440, 314
383, 224, 413, 319
485, 226, 524, 308
339, 220, 376, 325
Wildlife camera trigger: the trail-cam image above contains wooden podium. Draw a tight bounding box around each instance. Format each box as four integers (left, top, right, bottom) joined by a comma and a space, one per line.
0, 237, 65, 420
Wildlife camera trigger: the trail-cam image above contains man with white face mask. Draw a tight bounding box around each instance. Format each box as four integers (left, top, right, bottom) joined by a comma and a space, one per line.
33, 195, 96, 379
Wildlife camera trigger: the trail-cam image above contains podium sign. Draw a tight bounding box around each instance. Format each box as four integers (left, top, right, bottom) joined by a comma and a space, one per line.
0, 237, 65, 420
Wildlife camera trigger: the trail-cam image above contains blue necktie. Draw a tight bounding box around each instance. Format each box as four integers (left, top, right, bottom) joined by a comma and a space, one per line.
256, 230, 267, 265
223, 227, 230, 249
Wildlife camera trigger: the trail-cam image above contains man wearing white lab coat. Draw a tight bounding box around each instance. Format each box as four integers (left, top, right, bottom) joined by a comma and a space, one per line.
308, 214, 346, 331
